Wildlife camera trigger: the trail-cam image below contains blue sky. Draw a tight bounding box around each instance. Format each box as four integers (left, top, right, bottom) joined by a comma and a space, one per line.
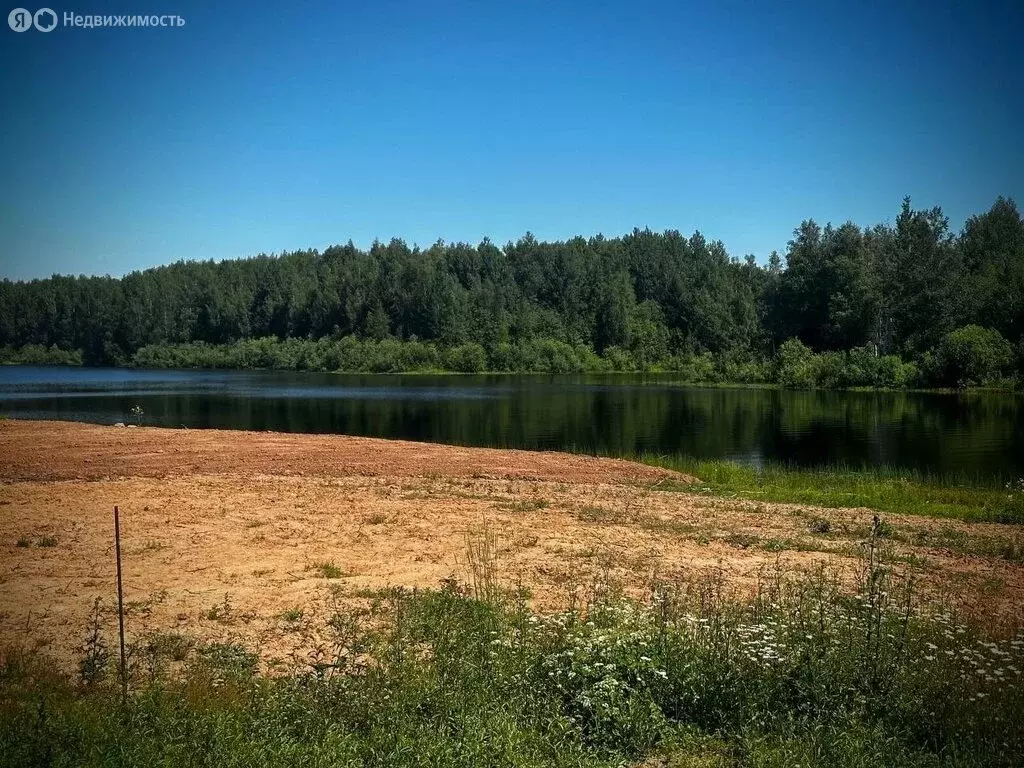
1, 0, 1022, 280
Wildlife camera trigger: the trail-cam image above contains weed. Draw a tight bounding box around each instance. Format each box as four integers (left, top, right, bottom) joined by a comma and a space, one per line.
36, 535, 57, 548
15, 536, 31, 547
724, 533, 759, 549
146, 631, 194, 662
465, 522, 499, 603
760, 537, 795, 552
205, 593, 233, 622
577, 505, 629, 524
193, 642, 258, 681
501, 498, 550, 513
872, 515, 895, 538
79, 598, 108, 687
315, 561, 344, 579
281, 606, 304, 623
128, 404, 144, 426
807, 516, 831, 534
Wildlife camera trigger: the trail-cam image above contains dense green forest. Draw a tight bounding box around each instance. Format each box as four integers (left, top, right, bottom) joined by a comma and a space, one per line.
2, 197, 1022, 388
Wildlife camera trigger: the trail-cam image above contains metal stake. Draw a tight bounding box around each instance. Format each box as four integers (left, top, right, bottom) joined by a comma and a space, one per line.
114, 505, 127, 704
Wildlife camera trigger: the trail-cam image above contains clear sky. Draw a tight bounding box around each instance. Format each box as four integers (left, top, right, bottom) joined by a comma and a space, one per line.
1, 0, 1022, 280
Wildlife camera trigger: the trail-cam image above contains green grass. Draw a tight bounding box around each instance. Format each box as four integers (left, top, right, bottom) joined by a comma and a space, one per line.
315, 561, 344, 579
1, 542, 1022, 768
637, 455, 1024, 524
144, 631, 194, 662
280, 606, 304, 623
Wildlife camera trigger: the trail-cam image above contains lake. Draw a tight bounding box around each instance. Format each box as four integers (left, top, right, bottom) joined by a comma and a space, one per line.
0, 366, 1021, 480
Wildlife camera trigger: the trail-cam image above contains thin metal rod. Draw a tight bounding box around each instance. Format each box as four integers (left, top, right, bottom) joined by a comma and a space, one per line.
114, 505, 127, 704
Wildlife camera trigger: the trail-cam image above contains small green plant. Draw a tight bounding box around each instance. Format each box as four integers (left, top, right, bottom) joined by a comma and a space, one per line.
316, 561, 344, 579
725, 532, 759, 549
147, 631, 194, 662
807, 516, 831, 534
205, 593, 233, 622
871, 515, 894, 539
465, 523, 499, 602
577, 505, 621, 523
280, 606, 304, 623
761, 537, 795, 552
128, 404, 144, 425
36, 535, 57, 547
15, 535, 31, 547
79, 598, 109, 686
505, 498, 550, 513
193, 642, 258, 681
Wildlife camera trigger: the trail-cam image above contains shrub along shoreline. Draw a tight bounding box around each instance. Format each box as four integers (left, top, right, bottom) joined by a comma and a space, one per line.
633, 454, 1024, 523
4, 323, 1021, 390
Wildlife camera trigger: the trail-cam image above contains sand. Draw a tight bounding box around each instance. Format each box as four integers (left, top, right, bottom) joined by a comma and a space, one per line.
1, 419, 1020, 670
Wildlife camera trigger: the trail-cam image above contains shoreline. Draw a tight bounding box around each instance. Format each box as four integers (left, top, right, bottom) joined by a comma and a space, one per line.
0, 419, 688, 485
2, 361, 1021, 394
1, 418, 1022, 671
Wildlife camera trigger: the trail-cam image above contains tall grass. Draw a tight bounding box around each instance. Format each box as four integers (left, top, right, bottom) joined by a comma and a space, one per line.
633, 453, 1024, 524
1, 535, 1021, 767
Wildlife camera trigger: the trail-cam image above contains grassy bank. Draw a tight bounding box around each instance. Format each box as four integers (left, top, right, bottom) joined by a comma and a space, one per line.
1, 538, 1022, 768
636, 455, 1024, 524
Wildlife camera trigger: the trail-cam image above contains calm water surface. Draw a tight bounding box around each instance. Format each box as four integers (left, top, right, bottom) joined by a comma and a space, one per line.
1, 366, 1021, 480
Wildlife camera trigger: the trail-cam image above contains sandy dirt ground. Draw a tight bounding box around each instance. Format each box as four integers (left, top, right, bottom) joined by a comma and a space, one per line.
1, 420, 1021, 671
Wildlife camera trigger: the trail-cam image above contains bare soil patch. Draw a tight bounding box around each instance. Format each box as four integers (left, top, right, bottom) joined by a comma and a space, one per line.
1, 420, 1020, 670
0, 419, 689, 484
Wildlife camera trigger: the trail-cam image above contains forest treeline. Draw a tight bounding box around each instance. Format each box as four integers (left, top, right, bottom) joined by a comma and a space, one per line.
1, 197, 1022, 388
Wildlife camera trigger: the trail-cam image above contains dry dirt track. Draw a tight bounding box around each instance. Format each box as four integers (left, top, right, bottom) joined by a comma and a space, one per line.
1, 419, 1021, 671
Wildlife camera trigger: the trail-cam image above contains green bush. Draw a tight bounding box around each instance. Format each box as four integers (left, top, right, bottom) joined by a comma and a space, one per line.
602, 345, 638, 372
668, 352, 718, 382
717, 352, 771, 384
126, 334, 1006, 388
879, 354, 921, 388
933, 325, 1014, 387
443, 342, 487, 373
775, 338, 817, 388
